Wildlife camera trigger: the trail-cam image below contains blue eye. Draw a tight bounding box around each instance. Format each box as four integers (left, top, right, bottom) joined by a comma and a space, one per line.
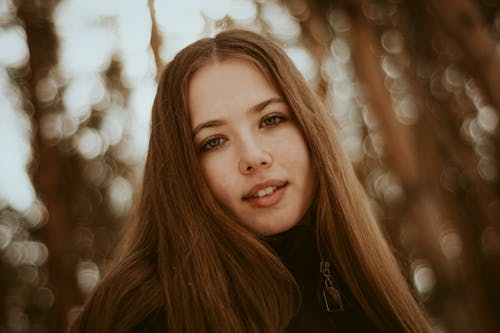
200, 137, 225, 152
261, 114, 285, 127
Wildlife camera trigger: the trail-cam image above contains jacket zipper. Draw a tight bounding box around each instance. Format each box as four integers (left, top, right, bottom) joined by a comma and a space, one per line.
319, 260, 344, 312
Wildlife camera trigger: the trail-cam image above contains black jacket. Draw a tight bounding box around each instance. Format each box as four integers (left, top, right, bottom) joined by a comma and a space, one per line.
265, 225, 379, 333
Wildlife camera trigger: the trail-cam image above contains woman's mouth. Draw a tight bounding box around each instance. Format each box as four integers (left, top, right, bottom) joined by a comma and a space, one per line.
243, 183, 288, 208
252, 186, 278, 198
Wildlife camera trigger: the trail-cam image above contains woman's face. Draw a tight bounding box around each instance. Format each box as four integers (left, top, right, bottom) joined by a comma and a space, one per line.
188, 58, 316, 235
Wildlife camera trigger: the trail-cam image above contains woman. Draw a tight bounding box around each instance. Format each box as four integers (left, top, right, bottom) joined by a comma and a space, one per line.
69, 29, 431, 332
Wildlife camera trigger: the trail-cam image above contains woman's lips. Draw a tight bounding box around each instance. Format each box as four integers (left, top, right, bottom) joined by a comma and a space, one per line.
245, 184, 287, 208
243, 180, 288, 199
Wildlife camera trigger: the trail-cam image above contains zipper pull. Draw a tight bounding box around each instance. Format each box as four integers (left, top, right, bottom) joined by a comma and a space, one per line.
320, 261, 344, 313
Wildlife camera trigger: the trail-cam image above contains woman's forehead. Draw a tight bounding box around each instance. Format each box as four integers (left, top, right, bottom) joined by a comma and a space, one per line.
188, 59, 281, 123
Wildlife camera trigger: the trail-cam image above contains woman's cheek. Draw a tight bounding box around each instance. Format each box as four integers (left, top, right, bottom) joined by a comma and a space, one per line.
200, 153, 235, 201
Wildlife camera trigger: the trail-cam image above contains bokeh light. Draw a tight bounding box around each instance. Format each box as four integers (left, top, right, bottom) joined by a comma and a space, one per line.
0, 71, 35, 212
413, 260, 436, 300
440, 229, 463, 260
76, 261, 100, 295
0, 26, 29, 68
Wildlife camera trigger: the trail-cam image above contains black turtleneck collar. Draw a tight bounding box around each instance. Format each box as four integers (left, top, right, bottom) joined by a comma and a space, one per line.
264, 224, 319, 274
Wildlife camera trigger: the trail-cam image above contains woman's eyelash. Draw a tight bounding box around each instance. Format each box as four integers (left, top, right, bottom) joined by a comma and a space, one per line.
261, 113, 286, 127
199, 136, 225, 152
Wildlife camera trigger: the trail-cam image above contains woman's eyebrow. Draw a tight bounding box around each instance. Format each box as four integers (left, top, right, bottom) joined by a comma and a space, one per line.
192, 119, 227, 138
191, 97, 286, 138
247, 97, 285, 114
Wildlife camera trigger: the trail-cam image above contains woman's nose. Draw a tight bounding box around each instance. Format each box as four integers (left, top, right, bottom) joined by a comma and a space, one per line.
238, 139, 272, 174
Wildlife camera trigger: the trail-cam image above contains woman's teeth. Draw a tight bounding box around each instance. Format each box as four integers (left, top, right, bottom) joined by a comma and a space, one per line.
253, 186, 277, 198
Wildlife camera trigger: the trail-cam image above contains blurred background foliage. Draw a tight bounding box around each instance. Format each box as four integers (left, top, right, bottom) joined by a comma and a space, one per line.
0, 0, 499, 332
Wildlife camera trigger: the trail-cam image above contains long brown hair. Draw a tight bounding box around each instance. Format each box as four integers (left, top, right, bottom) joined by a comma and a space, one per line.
69, 29, 431, 332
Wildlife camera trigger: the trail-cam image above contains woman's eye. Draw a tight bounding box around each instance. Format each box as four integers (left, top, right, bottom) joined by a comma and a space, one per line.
200, 137, 225, 151
261, 114, 285, 127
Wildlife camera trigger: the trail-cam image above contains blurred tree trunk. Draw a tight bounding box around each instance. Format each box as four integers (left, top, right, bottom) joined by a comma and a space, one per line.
0, 258, 15, 329
403, 2, 500, 332
345, 8, 472, 331
18, 1, 79, 332
284, 0, 500, 332
148, 0, 163, 79
429, 0, 500, 114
